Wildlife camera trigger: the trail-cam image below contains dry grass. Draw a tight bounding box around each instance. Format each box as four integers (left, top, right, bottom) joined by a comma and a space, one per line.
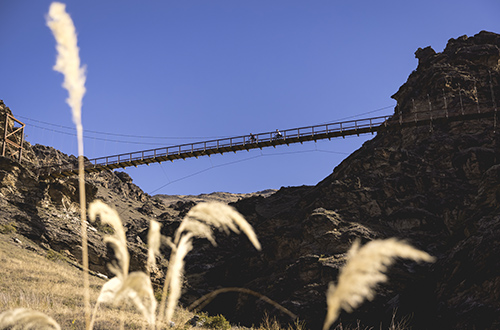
0, 233, 291, 330
0, 234, 156, 329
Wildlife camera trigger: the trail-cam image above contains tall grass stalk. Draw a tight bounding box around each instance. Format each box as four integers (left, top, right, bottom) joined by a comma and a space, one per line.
147, 220, 161, 275
323, 238, 436, 330
88, 201, 156, 329
158, 202, 262, 325
46, 2, 89, 328
0, 308, 61, 330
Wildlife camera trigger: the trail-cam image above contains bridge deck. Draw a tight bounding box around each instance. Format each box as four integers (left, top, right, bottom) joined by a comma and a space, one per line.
38, 106, 498, 179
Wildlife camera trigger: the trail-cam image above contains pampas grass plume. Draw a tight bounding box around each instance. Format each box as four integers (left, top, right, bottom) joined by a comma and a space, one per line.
96, 277, 123, 305
115, 272, 157, 325
161, 233, 194, 324
88, 200, 130, 278
159, 202, 261, 324
88, 201, 158, 328
323, 238, 436, 330
0, 308, 61, 330
178, 202, 261, 250
89, 277, 123, 329
46, 2, 86, 139
147, 220, 161, 274
46, 3, 90, 326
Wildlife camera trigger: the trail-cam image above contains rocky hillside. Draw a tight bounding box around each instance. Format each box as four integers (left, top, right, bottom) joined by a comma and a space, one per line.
1, 30, 500, 330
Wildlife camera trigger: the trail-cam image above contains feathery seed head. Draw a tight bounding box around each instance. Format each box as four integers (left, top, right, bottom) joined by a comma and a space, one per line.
115, 272, 157, 325
46, 2, 86, 156
147, 220, 162, 273
163, 233, 194, 323
159, 202, 261, 324
96, 277, 123, 305
88, 200, 129, 278
181, 202, 261, 250
0, 308, 61, 330
323, 238, 435, 330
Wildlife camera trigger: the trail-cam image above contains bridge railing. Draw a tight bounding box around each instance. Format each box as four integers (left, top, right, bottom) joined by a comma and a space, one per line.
85, 116, 391, 168
37, 103, 500, 177
393, 101, 497, 125
85, 104, 498, 170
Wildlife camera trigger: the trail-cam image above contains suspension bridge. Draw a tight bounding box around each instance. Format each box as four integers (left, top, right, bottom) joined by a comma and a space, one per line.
36, 102, 498, 179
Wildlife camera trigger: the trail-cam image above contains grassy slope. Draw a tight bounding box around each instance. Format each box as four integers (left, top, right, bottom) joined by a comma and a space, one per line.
0, 232, 301, 330
0, 232, 193, 329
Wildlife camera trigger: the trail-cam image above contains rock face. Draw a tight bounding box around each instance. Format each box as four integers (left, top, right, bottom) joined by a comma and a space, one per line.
1, 30, 500, 330
0, 139, 171, 278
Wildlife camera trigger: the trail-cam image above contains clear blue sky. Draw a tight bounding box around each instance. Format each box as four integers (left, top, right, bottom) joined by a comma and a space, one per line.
1, 1, 499, 196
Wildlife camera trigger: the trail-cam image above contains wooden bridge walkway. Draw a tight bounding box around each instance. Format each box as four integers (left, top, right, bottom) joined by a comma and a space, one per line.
38, 104, 498, 179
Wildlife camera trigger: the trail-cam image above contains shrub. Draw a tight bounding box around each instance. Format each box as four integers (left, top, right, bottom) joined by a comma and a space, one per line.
45, 249, 63, 262
0, 223, 17, 234
199, 313, 231, 330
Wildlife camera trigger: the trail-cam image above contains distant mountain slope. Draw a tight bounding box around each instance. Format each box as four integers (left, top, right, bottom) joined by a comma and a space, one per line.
155, 189, 277, 206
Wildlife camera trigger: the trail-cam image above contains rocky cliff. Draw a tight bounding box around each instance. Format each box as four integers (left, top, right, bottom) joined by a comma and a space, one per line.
174, 31, 500, 330
1, 30, 500, 330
